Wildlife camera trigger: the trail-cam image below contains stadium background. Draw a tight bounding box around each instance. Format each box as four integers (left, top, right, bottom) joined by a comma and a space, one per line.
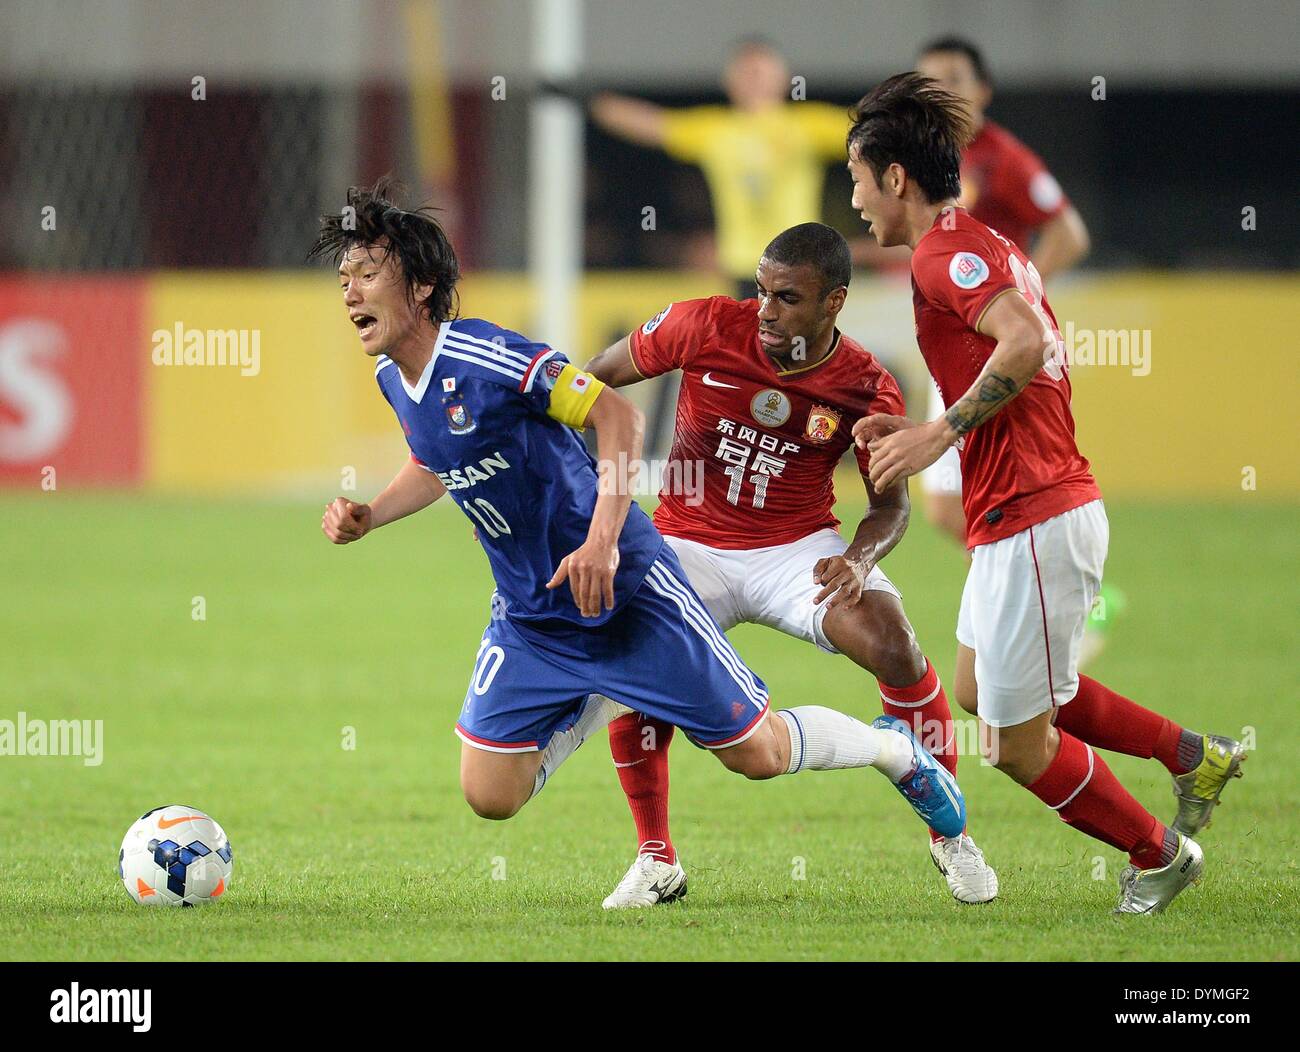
2, 0, 1297, 961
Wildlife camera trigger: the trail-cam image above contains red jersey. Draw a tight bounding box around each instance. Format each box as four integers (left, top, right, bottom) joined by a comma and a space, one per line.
630, 296, 905, 549
911, 208, 1100, 548
961, 120, 1068, 251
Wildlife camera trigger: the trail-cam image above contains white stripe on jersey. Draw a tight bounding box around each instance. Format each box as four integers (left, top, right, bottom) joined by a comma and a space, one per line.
442, 335, 530, 377
446, 328, 535, 367
438, 346, 526, 383
648, 562, 767, 706
521, 348, 561, 393
454, 727, 540, 754
375, 355, 394, 376
645, 562, 767, 709
646, 565, 767, 710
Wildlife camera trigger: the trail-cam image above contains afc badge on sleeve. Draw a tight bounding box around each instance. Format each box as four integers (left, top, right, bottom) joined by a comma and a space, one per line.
641, 304, 673, 335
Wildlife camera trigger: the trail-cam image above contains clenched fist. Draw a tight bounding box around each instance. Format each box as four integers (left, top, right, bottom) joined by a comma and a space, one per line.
322, 497, 373, 544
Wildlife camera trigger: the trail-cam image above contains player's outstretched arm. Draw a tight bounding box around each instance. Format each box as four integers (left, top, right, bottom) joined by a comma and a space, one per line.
584, 335, 643, 389
546, 386, 645, 617
1032, 205, 1090, 280
321, 457, 446, 544
589, 93, 668, 149
857, 291, 1053, 491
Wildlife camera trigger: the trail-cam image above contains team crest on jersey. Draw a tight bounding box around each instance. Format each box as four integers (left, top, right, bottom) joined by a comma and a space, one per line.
641, 304, 672, 335
804, 405, 840, 444
446, 403, 476, 435
750, 388, 791, 428
948, 252, 989, 289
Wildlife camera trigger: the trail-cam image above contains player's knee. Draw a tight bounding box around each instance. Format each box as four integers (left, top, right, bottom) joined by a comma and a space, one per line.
716, 740, 783, 780
865, 617, 926, 686
465, 795, 523, 821
983, 733, 1043, 785
463, 785, 526, 821
827, 602, 924, 685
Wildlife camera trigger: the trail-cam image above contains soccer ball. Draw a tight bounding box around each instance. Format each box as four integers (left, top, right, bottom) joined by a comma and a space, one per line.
119, 805, 232, 906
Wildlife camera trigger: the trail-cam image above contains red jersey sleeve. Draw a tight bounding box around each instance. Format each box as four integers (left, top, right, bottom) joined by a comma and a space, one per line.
852, 366, 907, 480
628, 297, 715, 378
911, 229, 1019, 333
998, 140, 1069, 233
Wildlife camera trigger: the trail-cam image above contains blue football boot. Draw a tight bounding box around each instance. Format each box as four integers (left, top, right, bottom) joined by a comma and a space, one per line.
871, 715, 966, 838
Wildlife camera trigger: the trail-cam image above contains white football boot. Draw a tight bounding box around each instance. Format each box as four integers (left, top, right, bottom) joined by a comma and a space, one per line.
601, 853, 687, 910
929, 833, 999, 904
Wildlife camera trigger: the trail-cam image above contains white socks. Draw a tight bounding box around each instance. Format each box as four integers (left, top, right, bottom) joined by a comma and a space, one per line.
776, 707, 916, 782
531, 694, 631, 799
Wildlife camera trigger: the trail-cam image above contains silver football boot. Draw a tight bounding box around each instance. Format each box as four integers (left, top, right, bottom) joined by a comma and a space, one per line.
1113, 833, 1203, 914
1171, 734, 1247, 837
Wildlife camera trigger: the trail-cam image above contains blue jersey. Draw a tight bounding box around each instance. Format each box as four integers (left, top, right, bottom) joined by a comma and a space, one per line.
375, 317, 664, 627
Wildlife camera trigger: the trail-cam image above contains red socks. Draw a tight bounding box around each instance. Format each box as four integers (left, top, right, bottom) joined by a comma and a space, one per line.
1055, 675, 1197, 775
880, 659, 957, 842
607, 661, 964, 856
608, 711, 675, 864
1027, 729, 1171, 869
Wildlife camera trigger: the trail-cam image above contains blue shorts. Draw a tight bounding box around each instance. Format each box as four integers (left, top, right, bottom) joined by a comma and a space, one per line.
455, 551, 770, 752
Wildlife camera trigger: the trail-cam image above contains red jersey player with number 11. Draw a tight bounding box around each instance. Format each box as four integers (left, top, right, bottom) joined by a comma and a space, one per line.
585, 223, 996, 909
846, 74, 1247, 913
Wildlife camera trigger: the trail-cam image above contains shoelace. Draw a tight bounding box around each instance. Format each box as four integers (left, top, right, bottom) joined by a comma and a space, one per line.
944, 836, 984, 868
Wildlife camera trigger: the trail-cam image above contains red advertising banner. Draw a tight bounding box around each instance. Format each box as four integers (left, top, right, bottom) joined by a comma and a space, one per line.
0, 275, 145, 486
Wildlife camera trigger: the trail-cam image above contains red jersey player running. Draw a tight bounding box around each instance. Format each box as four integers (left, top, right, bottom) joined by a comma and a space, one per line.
912, 36, 1090, 545
846, 74, 1246, 913
585, 222, 997, 908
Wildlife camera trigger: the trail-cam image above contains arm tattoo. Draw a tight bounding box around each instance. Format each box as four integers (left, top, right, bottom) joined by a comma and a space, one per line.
944, 373, 1021, 436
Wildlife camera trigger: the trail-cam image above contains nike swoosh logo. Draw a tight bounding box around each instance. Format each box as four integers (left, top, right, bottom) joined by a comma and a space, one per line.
701, 372, 739, 389
158, 815, 203, 829
612, 759, 646, 768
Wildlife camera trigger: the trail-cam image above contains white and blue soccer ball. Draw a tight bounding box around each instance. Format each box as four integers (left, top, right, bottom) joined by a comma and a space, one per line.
119, 805, 232, 906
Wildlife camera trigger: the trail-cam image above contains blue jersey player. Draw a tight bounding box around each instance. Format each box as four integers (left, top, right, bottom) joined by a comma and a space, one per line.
311, 180, 965, 901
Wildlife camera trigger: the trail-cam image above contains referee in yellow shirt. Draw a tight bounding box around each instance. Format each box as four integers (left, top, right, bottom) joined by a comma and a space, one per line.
591, 38, 848, 298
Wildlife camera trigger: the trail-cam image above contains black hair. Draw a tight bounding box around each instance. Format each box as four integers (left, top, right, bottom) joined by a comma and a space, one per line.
847, 73, 972, 205
308, 175, 460, 324
761, 222, 851, 297
918, 35, 991, 85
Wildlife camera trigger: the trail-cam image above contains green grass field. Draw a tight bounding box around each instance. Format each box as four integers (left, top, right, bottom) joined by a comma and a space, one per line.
2, 493, 1297, 961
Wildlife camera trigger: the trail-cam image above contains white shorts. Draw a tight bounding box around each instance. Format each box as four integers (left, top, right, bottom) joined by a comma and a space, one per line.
920, 385, 962, 496
956, 500, 1108, 728
664, 528, 901, 654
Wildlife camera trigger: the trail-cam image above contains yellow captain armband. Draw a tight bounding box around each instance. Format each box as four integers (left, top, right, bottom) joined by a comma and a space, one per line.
545, 363, 606, 429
